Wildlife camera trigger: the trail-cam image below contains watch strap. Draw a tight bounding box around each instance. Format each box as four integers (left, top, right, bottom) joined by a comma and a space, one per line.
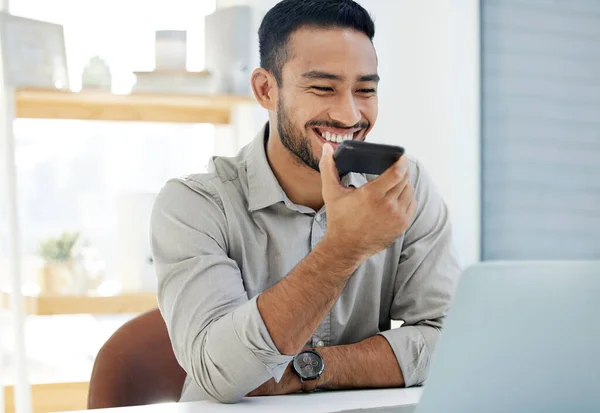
300, 376, 320, 393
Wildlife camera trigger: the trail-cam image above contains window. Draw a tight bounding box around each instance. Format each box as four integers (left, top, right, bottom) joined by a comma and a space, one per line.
481, 0, 600, 260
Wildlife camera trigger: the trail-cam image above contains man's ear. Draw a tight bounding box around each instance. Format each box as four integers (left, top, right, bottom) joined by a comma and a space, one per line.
251, 68, 278, 111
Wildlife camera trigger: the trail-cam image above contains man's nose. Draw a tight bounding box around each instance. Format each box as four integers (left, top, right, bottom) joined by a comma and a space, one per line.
328, 92, 361, 127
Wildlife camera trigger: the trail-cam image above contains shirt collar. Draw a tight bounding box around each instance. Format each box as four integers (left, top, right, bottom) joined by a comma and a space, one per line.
246, 123, 369, 212
246, 123, 287, 212
341, 171, 368, 189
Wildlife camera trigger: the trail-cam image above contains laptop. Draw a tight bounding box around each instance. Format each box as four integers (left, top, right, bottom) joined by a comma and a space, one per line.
344, 261, 600, 413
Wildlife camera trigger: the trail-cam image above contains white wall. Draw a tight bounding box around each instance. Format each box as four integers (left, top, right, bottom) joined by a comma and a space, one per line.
217, 0, 276, 9
362, 0, 481, 267
216, 0, 481, 267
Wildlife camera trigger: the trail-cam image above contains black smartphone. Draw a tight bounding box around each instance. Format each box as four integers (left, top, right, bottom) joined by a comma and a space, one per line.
333, 140, 405, 176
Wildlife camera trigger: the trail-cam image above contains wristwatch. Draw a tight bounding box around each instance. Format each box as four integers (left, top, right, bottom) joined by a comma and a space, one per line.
292, 349, 325, 392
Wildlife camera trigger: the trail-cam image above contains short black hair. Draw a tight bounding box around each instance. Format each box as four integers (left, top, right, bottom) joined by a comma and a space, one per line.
258, 0, 375, 85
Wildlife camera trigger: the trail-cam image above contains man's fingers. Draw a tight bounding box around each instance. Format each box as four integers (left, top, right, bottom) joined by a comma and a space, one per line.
368, 156, 409, 197
406, 197, 417, 216
319, 143, 342, 202
385, 171, 410, 200
398, 183, 415, 209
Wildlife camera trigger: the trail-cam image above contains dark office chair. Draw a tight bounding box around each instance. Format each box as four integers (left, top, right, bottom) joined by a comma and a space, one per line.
87, 308, 187, 409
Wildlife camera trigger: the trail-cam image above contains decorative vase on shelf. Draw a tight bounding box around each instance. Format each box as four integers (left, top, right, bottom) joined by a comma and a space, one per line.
38, 261, 73, 295
81, 56, 112, 90
155, 30, 187, 71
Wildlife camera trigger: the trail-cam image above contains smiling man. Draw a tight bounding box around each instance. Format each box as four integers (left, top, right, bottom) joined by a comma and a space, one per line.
150, 0, 461, 404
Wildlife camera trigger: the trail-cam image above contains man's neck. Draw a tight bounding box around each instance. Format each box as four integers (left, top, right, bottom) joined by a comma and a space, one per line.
265, 131, 325, 212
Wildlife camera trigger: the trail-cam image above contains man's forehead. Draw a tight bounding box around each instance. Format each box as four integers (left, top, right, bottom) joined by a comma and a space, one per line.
285, 27, 377, 79
288, 26, 375, 54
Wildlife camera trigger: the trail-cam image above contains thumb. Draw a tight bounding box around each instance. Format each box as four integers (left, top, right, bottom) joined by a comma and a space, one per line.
319, 143, 342, 202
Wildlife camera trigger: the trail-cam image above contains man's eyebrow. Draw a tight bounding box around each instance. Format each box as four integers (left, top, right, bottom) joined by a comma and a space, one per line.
358, 74, 380, 83
301, 71, 344, 81
301, 71, 380, 83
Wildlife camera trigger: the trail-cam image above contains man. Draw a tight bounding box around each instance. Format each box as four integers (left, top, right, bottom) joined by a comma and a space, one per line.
150, 0, 461, 404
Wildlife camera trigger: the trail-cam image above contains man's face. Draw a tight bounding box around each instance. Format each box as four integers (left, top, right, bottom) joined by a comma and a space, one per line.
274, 27, 379, 172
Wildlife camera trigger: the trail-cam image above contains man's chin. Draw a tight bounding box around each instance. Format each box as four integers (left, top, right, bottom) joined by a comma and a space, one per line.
300, 153, 321, 173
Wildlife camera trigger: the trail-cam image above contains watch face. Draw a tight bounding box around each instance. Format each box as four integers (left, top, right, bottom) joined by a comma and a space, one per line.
293, 350, 324, 380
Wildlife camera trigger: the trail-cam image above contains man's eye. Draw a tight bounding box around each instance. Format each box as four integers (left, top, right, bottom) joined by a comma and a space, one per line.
311, 86, 334, 92
357, 88, 376, 94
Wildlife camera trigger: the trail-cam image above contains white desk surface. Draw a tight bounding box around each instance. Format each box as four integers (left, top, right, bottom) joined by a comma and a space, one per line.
67, 388, 423, 413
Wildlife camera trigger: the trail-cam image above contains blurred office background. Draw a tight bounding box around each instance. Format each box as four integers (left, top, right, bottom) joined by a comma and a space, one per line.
0, 0, 598, 412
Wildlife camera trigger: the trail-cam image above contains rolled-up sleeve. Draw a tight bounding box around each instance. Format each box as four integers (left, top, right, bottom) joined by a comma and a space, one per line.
379, 159, 462, 387
150, 178, 293, 403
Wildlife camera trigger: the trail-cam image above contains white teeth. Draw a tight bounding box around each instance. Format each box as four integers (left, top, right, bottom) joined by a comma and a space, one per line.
320, 130, 355, 143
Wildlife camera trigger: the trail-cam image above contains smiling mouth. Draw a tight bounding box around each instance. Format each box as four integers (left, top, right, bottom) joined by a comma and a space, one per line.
312, 127, 362, 144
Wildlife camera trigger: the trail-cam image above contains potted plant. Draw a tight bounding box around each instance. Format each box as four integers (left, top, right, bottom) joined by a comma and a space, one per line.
38, 231, 80, 295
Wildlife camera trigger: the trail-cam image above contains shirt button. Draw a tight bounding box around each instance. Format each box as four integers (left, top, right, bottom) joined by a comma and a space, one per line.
315, 214, 322, 222
316, 340, 325, 347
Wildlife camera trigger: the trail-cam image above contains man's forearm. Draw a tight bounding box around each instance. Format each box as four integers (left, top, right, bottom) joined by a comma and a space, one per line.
318, 335, 404, 389
257, 236, 360, 355
247, 334, 404, 397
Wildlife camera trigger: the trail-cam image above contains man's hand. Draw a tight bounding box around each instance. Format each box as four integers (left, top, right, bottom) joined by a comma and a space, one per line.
257, 144, 416, 357
320, 143, 417, 264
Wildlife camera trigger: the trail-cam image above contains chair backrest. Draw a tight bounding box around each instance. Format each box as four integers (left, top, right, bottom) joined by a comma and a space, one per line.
87, 308, 187, 409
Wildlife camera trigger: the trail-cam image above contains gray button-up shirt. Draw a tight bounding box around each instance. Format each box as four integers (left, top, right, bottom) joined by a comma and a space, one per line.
150, 125, 461, 403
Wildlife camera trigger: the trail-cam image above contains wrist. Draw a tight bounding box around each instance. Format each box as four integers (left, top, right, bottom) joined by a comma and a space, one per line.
282, 363, 303, 395
316, 236, 364, 276
287, 372, 303, 394
315, 346, 337, 390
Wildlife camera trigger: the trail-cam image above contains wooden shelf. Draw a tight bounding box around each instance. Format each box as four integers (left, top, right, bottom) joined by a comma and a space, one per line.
15, 88, 255, 124
4, 381, 89, 413
0, 291, 157, 315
